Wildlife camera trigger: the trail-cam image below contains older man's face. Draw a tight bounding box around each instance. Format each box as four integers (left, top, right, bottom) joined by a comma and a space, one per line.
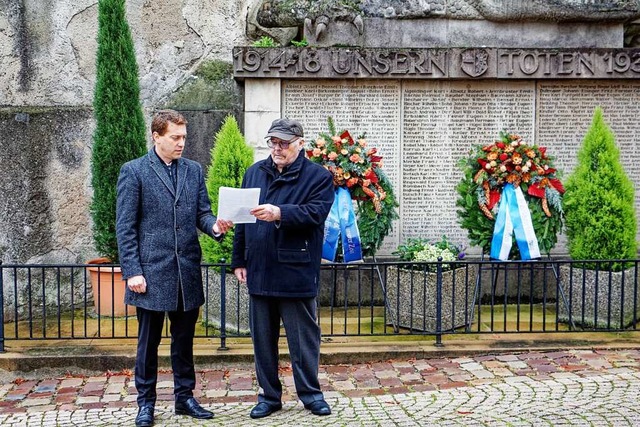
268, 137, 303, 171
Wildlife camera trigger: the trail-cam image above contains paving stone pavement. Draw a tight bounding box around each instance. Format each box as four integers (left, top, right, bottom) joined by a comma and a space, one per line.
0, 349, 639, 426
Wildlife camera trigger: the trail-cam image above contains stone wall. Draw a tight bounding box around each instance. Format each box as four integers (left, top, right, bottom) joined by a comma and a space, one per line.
4, 0, 640, 265
0, 108, 94, 264
0, 1, 251, 264
0, 0, 252, 107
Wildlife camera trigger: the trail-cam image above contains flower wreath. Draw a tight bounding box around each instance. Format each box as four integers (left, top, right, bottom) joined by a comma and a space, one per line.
456, 131, 564, 259
306, 117, 399, 257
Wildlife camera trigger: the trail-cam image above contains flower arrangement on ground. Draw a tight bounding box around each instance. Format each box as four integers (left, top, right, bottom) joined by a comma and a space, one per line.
456, 131, 564, 260
306, 117, 398, 259
393, 236, 465, 271
387, 235, 473, 332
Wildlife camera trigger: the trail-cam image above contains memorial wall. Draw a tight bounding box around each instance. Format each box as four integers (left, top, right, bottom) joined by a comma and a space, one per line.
236, 47, 640, 256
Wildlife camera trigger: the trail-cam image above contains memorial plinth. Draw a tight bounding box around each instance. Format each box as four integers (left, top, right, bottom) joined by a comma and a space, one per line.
235, 47, 640, 256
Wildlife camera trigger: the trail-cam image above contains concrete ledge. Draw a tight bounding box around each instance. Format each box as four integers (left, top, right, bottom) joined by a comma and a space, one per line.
2, 332, 640, 374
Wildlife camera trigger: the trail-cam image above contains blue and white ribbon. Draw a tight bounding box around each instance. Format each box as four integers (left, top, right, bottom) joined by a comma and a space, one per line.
322, 187, 364, 263
322, 194, 341, 262
490, 184, 541, 261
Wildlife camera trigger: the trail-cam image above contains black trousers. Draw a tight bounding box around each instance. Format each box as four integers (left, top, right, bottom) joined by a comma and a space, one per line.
249, 295, 325, 406
134, 295, 200, 407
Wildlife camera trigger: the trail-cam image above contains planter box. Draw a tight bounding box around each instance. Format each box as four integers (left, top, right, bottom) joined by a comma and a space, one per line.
386, 265, 476, 332
558, 265, 640, 329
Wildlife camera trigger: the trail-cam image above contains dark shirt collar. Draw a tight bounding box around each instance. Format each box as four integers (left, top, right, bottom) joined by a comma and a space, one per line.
153, 146, 174, 166
272, 162, 288, 175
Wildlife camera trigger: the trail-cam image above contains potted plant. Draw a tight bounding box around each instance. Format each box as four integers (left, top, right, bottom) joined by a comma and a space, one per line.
88, 0, 147, 317
386, 236, 474, 332
200, 115, 254, 333
560, 107, 638, 328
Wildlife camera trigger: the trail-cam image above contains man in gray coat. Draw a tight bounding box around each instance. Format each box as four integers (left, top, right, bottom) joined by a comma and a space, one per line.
116, 109, 232, 427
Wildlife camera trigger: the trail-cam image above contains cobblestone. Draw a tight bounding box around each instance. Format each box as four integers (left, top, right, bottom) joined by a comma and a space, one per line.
0, 349, 639, 425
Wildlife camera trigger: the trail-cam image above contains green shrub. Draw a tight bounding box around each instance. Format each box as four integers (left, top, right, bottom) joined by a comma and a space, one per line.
199, 115, 254, 268
563, 107, 637, 271
166, 60, 239, 111
251, 36, 278, 47
91, 0, 146, 263
195, 60, 233, 82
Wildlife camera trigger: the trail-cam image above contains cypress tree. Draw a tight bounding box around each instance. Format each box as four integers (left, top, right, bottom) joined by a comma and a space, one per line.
200, 115, 254, 267
91, 0, 146, 263
563, 107, 637, 271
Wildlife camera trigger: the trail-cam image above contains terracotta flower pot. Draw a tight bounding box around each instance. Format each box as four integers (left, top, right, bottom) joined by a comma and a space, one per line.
87, 258, 135, 317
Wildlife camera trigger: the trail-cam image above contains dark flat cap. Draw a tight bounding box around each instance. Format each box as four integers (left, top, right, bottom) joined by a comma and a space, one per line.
266, 118, 304, 140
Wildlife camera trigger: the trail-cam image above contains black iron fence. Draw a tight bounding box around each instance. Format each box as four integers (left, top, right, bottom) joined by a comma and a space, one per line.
1, 259, 639, 352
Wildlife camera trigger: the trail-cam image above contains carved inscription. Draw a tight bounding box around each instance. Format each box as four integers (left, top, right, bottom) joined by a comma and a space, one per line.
233, 47, 640, 80
498, 50, 640, 78
234, 48, 449, 79
281, 80, 536, 252
278, 78, 640, 253
401, 81, 535, 245
282, 81, 402, 253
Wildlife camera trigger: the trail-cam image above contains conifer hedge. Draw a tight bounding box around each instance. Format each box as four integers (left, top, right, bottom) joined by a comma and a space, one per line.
199, 115, 254, 268
563, 107, 637, 271
91, 0, 146, 263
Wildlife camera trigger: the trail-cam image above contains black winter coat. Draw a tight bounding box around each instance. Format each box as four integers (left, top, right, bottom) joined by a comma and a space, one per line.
231, 154, 334, 297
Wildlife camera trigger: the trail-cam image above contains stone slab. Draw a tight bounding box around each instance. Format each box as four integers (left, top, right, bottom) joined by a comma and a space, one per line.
270, 78, 640, 255
304, 18, 623, 49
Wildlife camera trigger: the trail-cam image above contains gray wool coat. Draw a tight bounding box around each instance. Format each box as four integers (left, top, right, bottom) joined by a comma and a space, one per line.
116, 149, 219, 312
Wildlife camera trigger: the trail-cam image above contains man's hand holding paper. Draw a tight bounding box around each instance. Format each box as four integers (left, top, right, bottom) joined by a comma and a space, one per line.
250, 204, 281, 222
217, 187, 261, 224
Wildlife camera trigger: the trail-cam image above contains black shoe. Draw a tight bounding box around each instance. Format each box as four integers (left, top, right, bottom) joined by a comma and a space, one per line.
135, 405, 154, 427
175, 397, 214, 419
304, 400, 331, 416
250, 402, 282, 419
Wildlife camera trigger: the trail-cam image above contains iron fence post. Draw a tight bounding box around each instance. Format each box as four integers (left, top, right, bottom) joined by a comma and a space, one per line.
0, 261, 4, 352
435, 257, 444, 347
218, 262, 228, 351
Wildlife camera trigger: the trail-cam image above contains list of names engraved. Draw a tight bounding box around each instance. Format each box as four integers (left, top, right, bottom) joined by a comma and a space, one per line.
273, 78, 640, 255
537, 81, 640, 242
282, 80, 402, 253
401, 81, 535, 247
282, 80, 537, 254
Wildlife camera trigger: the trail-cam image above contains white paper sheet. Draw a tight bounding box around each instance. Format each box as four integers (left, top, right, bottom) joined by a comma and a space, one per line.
217, 187, 261, 223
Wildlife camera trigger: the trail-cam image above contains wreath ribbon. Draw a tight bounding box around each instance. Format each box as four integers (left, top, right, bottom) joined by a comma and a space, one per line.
322, 187, 363, 263
490, 184, 541, 261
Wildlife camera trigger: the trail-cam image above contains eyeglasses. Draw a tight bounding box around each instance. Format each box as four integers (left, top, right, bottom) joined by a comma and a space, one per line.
266, 138, 298, 149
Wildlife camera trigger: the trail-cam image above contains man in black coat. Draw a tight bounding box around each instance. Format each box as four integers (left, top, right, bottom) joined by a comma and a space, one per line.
116, 109, 232, 427
232, 118, 335, 419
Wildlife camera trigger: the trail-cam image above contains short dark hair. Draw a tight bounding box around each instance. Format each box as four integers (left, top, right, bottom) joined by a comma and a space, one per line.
151, 110, 187, 136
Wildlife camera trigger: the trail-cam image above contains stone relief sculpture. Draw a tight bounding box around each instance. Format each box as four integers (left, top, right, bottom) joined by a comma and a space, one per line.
251, 0, 640, 45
